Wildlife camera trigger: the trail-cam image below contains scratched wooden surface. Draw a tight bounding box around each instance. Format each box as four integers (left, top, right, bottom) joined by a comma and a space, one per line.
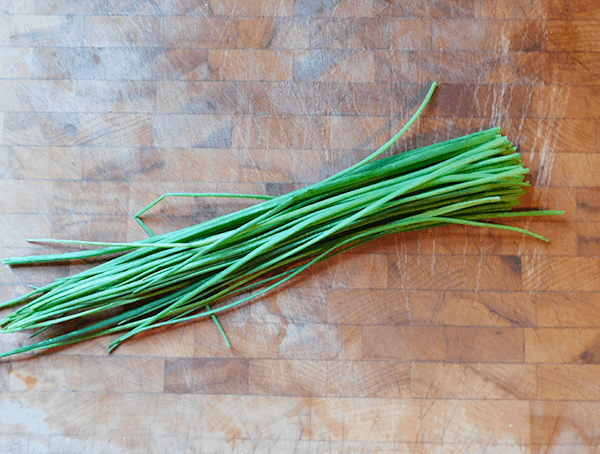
0, 0, 599, 452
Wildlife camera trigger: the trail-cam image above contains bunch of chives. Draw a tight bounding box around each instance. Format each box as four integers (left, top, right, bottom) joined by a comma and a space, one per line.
0, 82, 563, 357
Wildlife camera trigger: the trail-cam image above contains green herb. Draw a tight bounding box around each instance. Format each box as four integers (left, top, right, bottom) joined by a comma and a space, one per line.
0, 82, 563, 357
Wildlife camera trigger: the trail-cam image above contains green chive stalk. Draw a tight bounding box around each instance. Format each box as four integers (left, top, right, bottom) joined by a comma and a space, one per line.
0, 82, 563, 357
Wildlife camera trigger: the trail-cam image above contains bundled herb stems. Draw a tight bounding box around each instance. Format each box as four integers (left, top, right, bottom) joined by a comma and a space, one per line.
0, 82, 563, 357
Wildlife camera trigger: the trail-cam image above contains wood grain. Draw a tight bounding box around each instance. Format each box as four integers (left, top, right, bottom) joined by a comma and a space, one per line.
0, 0, 598, 452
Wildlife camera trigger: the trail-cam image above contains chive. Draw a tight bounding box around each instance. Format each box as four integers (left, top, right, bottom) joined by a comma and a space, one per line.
0, 82, 564, 358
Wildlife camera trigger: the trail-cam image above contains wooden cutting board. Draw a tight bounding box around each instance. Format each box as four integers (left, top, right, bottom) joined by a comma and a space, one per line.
1, 0, 599, 452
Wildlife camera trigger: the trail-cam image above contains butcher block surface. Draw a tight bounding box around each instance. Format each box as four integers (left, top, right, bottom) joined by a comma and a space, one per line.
1, 0, 599, 452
